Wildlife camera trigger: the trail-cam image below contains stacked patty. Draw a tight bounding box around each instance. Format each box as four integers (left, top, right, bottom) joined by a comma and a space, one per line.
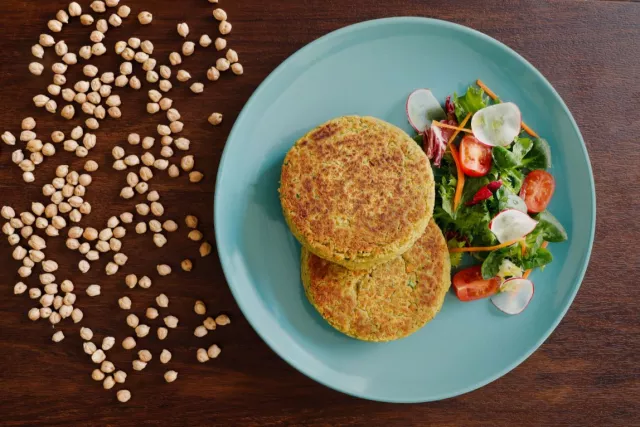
280, 116, 450, 341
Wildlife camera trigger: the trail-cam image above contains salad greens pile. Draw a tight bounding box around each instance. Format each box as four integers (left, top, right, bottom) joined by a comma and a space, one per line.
429, 85, 567, 280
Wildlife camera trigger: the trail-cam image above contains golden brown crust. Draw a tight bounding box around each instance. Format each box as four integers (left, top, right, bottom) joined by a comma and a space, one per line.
301, 221, 451, 342
280, 116, 434, 270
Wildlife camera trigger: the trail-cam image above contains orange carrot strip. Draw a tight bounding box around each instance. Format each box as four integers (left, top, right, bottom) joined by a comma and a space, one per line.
476, 79, 539, 138
448, 113, 471, 211
522, 241, 549, 278
476, 79, 499, 101
448, 238, 524, 253
521, 122, 539, 138
447, 113, 472, 145
450, 144, 465, 211
432, 120, 472, 134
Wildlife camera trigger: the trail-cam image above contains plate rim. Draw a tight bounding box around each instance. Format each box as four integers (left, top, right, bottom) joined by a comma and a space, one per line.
214, 16, 596, 403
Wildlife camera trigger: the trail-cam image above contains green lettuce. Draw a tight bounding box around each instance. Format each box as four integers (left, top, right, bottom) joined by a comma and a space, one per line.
532, 210, 568, 242
453, 86, 489, 123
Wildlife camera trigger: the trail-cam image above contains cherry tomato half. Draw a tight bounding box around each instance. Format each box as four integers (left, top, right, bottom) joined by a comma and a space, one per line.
459, 135, 492, 177
520, 170, 556, 213
452, 265, 500, 302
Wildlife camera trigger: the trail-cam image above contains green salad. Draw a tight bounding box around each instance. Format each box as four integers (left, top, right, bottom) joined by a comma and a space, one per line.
406, 80, 568, 314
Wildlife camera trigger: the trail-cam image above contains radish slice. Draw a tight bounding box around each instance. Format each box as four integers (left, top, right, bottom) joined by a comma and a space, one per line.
406, 89, 446, 132
491, 278, 534, 315
489, 209, 538, 243
471, 102, 521, 147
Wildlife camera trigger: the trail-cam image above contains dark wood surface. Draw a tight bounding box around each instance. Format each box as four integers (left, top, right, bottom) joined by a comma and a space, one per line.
0, 0, 638, 425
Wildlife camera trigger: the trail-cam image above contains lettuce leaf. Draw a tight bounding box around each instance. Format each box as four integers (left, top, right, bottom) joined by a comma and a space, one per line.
522, 247, 553, 270
481, 243, 522, 279
521, 138, 552, 170
532, 210, 568, 242
447, 239, 466, 268
453, 86, 489, 123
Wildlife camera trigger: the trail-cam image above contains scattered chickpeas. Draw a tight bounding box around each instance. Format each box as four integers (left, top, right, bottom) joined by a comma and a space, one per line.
114, 370, 127, 384
216, 314, 231, 326
194, 325, 207, 338
138, 11, 152, 25
138, 349, 152, 362
176, 70, 191, 82
208, 112, 223, 125
188, 230, 203, 241
118, 296, 132, 310
219, 21, 232, 35
177, 22, 189, 38
196, 348, 209, 363
194, 300, 207, 315
103, 375, 115, 390
164, 315, 179, 328
102, 336, 116, 351
231, 63, 244, 75
200, 242, 212, 257
203, 317, 217, 330
160, 349, 172, 364
117, 389, 131, 403
135, 324, 150, 338
92, 369, 105, 381
156, 293, 169, 308
200, 34, 212, 47
169, 52, 182, 66
181, 259, 193, 271
157, 327, 168, 340
126, 313, 139, 328
29, 62, 45, 76
164, 370, 178, 383
132, 359, 147, 371
157, 264, 172, 276
182, 41, 195, 56
214, 37, 226, 51
216, 58, 230, 71
122, 336, 136, 350
207, 344, 222, 359
86, 284, 101, 296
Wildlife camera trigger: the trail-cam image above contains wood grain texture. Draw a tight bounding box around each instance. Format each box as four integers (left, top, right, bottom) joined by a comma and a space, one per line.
0, 0, 638, 426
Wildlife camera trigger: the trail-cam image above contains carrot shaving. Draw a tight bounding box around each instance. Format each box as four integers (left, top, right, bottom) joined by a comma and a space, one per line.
476, 79, 499, 101
522, 241, 548, 278
521, 122, 539, 138
448, 238, 524, 253
447, 113, 471, 211
432, 120, 472, 134
475, 79, 539, 138
447, 113, 472, 145
449, 144, 465, 211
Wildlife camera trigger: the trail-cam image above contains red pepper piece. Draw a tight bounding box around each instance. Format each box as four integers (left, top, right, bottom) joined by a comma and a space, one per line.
465, 181, 503, 206
487, 180, 503, 192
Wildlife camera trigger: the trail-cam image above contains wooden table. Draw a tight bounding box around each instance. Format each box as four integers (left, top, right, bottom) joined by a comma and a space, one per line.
0, 0, 638, 425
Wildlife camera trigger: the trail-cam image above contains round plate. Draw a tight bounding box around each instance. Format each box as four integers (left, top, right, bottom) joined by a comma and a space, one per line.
215, 17, 595, 402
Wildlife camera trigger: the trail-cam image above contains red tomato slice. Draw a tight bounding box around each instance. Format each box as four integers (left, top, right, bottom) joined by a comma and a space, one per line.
520, 170, 556, 213
459, 135, 492, 177
452, 265, 500, 302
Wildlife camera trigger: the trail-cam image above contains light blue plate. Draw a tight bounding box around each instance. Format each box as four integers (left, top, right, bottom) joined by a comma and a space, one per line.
214, 17, 595, 402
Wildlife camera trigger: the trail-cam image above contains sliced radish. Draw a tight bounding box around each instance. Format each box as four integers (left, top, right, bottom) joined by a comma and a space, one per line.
491, 278, 534, 315
489, 209, 538, 243
471, 102, 521, 147
406, 89, 446, 132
